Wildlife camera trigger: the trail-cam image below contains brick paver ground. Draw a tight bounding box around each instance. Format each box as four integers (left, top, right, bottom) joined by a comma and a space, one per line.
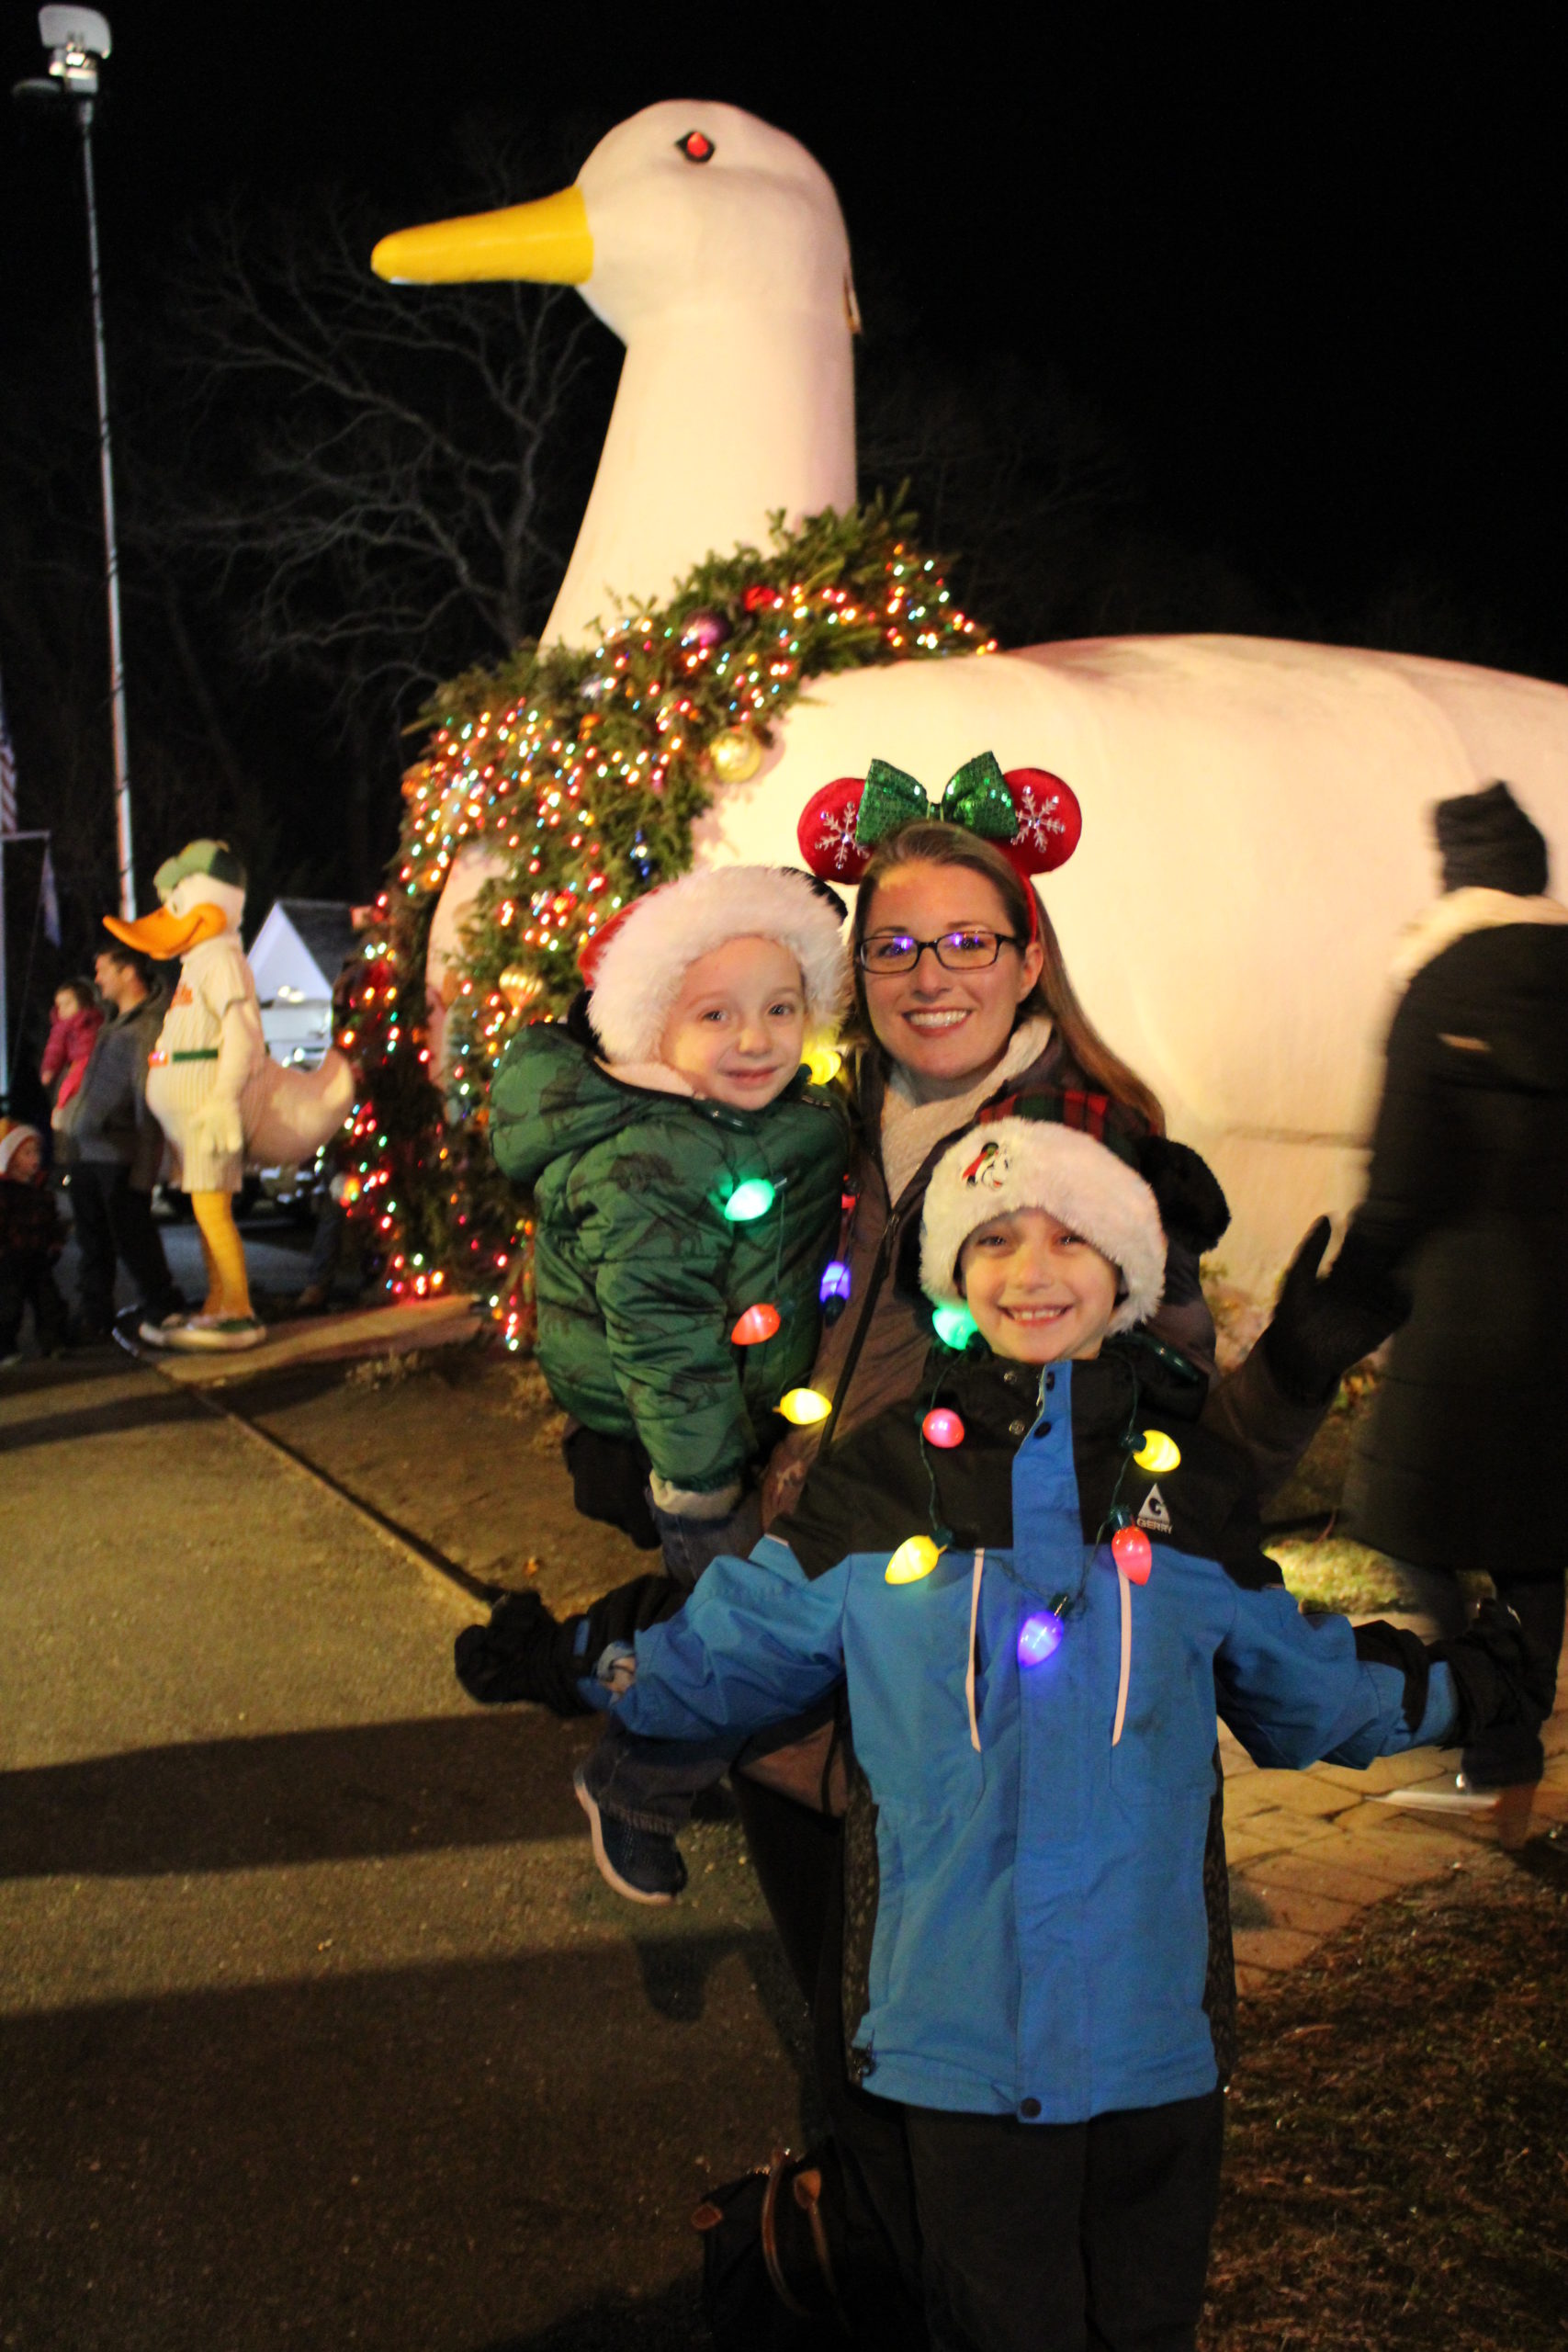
1223, 1620, 1568, 1996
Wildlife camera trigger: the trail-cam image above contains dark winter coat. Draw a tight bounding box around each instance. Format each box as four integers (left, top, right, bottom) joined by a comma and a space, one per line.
615, 1336, 1456, 2122
763, 1031, 1324, 1526
489, 1016, 852, 1498
1347, 908, 1568, 1575
72, 984, 170, 1190
0, 1173, 65, 1265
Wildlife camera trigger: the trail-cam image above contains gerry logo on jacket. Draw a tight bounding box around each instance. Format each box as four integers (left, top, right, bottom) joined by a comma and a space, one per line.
1136, 1485, 1172, 1533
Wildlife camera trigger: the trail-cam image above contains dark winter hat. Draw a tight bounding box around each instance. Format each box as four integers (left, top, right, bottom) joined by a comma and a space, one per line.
1434, 781, 1549, 897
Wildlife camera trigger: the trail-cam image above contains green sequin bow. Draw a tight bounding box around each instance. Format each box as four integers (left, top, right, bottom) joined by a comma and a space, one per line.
854, 752, 1019, 851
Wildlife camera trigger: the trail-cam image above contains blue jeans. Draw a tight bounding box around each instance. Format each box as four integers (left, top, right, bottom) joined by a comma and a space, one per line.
578, 1488, 762, 1832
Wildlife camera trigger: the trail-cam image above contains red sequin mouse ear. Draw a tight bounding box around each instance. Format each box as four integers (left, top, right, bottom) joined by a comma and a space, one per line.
1000, 769, 1082, 876
797, 776, 873, 883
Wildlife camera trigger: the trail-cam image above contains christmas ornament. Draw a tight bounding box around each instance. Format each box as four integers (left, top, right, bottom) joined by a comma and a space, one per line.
710, 726, 764, 784
732, 1302, 781, 1345
1017, 1610, 1065, 1666
682, 607, 731, 650
1111, 1526, 1153, 1583
1133, 1430, 1181, 1475
922, 1408, 965, 1449
723, 1177, 776, 1222
498, 966, 545, 1014
885, 1534, 943, 1585
742, 583, 782, 613
778, 1386, 832, 1425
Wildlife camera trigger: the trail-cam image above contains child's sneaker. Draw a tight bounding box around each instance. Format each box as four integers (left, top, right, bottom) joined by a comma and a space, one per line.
574, 1765, 687, 1905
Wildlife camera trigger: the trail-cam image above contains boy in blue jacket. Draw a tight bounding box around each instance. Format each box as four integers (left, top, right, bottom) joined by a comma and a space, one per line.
597, 1114, 1548, 2352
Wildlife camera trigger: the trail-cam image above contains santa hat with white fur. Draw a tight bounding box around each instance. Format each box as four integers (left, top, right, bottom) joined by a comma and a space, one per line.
920, 1116, 1166, 1335
0, 1120, 43, 1180
584, 866, 847, 1067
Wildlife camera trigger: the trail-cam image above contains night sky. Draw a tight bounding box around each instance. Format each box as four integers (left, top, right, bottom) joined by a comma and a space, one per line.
3, 8, 1565, 783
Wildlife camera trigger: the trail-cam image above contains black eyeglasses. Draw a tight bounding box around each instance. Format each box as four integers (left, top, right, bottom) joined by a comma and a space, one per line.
856, 927, 1023, 976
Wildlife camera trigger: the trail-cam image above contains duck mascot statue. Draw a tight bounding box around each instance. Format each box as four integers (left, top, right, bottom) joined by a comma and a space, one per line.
104, 840, 356, 1351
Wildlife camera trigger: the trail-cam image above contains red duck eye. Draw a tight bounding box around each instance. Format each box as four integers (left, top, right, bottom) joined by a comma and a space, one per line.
676, 131, 715, 163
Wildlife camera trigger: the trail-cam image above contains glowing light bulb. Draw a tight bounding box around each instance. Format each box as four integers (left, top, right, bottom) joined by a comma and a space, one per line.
1111, 1526, 1153, 1584
1017, 1610, 1065, 1666
885, 1535, 943, 1585
819, 1260, 852, 1306
921, 1408, 965, 1449
731, 1302, 781, 1346
779, 1386, 831, 1426
932, 1304, 978, 1350
806, 1044, 843, 1085
1133, 1430, 1181, 1475
723, 1179, 776, 1223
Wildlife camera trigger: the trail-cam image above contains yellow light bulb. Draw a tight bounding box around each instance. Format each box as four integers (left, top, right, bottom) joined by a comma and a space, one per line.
778, 1387, 832, 1426
805, 1044, 843, 1086
885, 1535, 943, 1585
1133, 1430, 1181, 1476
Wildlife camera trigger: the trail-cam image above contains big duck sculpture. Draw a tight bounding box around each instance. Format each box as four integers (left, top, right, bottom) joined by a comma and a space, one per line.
105, 841, 355, 1350
373, 100, 1568, 1290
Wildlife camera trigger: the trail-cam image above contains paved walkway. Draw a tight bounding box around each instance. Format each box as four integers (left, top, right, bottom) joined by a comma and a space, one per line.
1222, 1691, 1568, 1996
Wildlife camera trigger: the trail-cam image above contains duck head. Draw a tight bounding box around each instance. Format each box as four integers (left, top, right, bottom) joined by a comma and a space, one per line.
371, 99, 858, 341
105, 839, 247, 961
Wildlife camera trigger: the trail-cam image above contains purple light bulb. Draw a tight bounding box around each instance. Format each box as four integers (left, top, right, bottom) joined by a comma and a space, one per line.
1017, 1610, 1065, 1668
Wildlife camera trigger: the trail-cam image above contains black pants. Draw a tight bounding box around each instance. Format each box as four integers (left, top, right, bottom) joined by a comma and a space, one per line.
0, 1251, 67, 1355
904, 2093, 1224, 2352
1466, 1572, 1564, 1788
71, 1162, 180, 1333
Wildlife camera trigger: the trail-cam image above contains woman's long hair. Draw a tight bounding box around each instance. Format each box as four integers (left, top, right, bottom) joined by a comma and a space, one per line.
849, 820, 1165, 1134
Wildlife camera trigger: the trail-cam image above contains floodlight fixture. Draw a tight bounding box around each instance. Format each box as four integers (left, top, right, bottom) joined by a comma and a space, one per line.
39, 6, 112, 95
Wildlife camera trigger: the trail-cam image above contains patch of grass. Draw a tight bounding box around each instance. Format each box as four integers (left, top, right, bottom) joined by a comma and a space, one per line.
1206, 1849, 1568, 2349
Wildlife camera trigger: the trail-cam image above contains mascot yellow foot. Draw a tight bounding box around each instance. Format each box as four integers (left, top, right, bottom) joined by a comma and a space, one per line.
107, 838, 353, 1355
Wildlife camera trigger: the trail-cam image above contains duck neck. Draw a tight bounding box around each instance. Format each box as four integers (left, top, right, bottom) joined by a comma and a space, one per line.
544, 304, 855, 644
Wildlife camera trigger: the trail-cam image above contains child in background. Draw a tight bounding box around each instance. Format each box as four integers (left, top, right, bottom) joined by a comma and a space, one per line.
594, 1115, 1549, 2352
0, 1122, 68, 1366
39, 980, 105, 1148
481, 865, 852, 1899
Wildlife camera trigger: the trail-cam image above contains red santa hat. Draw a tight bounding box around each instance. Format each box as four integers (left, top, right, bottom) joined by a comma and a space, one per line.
582, 865, 848, 1067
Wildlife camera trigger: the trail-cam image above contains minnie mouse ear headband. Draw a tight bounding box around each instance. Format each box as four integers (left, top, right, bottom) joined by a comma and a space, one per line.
797, 752, 1082, 896
919, 1116, 1166, 1336
579, 865, 848, 1066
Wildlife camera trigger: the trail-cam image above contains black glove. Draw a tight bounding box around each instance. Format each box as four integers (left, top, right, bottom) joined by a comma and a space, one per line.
453, 1589, 594, 1714
1261, 1217, 1411, 1406
1431, 1597, 1559, 1748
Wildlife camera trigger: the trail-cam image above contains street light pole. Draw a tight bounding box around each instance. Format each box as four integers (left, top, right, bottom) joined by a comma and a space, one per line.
73, 83, 135, 922
16, 8, 136, 921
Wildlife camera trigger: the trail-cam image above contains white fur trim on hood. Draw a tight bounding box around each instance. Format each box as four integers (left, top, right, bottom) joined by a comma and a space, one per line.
588, 866, 847, 1068
1389, 887, 1568, 989
919, 1117, 1166, 1337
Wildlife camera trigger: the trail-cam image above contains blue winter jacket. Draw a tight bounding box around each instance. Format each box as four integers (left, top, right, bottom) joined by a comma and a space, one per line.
611, 1334, 1457, 2125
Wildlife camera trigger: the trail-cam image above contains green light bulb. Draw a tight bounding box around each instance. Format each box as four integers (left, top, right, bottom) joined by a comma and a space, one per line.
932, 1304, 978, 1350
723, 1179, 776, 1223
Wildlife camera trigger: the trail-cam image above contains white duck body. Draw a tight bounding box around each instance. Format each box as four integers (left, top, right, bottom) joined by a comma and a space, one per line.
375, 102, 1568, 1292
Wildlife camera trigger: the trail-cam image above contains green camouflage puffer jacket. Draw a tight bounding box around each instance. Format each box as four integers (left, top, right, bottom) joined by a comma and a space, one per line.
490, 1018, 852, 1497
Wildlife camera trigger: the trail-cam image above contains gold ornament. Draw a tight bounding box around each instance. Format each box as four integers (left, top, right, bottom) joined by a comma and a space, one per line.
709, 726, 763, 784
498, 965, 545, 1014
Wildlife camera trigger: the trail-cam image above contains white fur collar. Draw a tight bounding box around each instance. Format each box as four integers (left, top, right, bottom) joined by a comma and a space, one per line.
880, 1017, 1055, 1206
1390, 888, 1568, 988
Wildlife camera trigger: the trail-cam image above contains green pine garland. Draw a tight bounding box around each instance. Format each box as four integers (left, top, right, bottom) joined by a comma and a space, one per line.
342, 496, 994, 1325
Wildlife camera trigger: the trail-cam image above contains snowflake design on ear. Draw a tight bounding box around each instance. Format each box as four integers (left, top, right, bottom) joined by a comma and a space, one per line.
818, 805, 863, 862
1013, 783, 1066, 853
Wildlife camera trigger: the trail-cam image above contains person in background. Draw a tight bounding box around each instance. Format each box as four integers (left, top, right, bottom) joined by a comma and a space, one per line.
0, 1121, 68, 1366
39, 978, 104, 1159
1347, 778, 1568, 1803
69, 943, 184, 1342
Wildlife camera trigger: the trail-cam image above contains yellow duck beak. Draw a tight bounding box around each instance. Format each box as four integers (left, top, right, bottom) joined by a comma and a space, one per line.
104, 900, 230, 959
371, 186, 592, 286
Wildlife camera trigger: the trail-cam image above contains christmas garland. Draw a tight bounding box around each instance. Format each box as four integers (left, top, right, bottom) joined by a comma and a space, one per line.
340, 495, 995, 1337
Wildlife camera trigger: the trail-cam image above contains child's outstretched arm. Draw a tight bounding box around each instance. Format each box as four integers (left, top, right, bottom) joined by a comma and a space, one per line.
608, 1535, 848, 1745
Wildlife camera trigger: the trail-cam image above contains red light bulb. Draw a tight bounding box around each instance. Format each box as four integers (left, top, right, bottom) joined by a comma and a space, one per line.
1111, 1526, 1153, 1584
922, 1408, 965, 1449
